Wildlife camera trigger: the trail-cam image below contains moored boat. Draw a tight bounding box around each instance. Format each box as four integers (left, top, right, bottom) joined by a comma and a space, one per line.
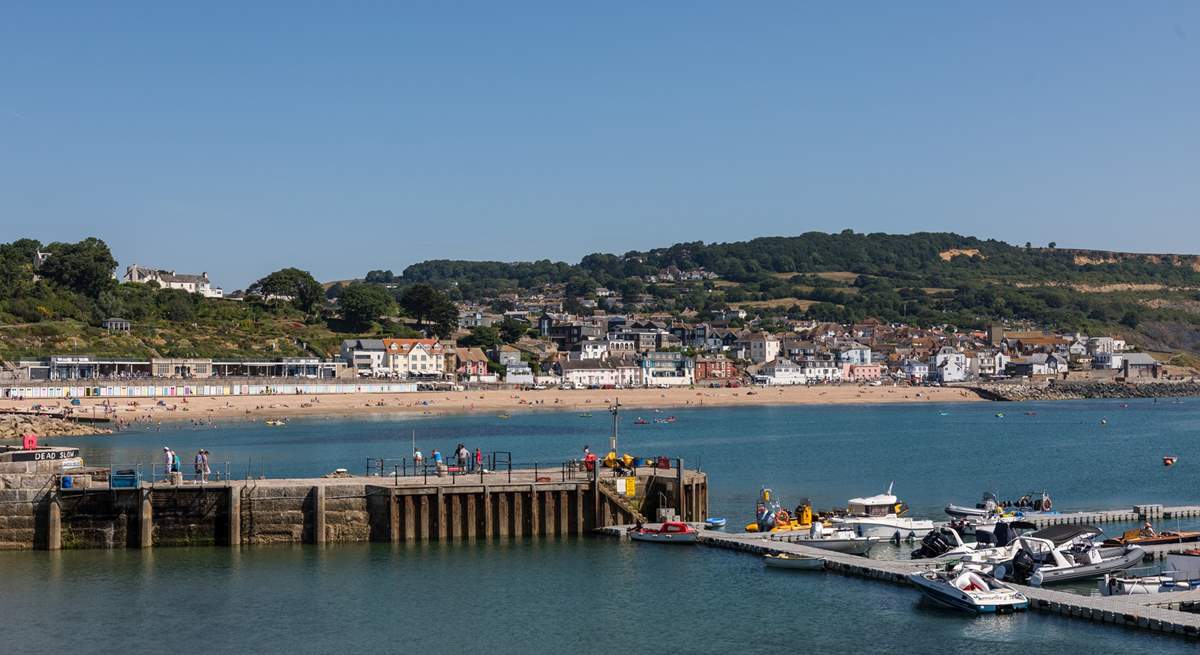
909, 568, 1029, 613
1102, 528, 1200, 547
629, 521, 699, 544
831, 483, 934, 540
763, 553, 824, 570
704, 517, 727, 530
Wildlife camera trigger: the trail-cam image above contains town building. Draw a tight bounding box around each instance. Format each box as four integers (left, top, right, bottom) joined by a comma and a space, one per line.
382, 338, 446, 378
694, 355, 736, 381
340, 339, 387, 376
125, 265, 224, 298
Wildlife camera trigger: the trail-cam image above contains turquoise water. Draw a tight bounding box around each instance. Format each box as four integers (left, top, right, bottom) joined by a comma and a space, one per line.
3, 398, 1199, 653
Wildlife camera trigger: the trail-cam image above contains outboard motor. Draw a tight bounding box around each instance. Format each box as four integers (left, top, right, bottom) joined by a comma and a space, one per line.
1010, 548, 1035, 584
911, 529, 953, 559
992, 521, 1013, 547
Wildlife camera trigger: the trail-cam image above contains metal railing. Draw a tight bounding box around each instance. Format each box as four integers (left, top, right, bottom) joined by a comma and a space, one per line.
150, 461, 232, 483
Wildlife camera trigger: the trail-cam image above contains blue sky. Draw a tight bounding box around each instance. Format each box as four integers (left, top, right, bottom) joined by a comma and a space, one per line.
2, 3, 1197, 289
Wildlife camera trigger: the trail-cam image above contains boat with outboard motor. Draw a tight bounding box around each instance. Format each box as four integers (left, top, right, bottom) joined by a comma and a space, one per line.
1101, 527, 1200, 547
746, 489, 817, 533
768, 522, 878, 555
1099, 549, 1200, 596
830, 483, 934, 540
944, 491, 1001, 520
628, 521, 699, 544
909, 566, 1029, 614
995, 525, 1144, 586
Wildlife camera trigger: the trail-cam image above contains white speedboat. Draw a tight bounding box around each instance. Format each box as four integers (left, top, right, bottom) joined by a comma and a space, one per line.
1098, 549, 1200, 596
769, 524, 878, 555
909, 568, 1029, 613
763, 553, 824, 570
911, 526, 976, 559
1008, 525, 1144, 586
831, 483, 934, 541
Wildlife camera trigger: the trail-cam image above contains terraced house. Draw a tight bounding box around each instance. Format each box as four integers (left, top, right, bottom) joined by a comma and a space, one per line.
381, 338, 446, 379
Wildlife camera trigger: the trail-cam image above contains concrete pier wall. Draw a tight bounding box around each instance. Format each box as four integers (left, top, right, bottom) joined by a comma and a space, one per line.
0, 470, 708, 550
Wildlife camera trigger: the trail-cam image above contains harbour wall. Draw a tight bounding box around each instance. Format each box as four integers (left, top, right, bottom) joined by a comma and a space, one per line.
974, 380, 1200, 402
0, 470, 708, 550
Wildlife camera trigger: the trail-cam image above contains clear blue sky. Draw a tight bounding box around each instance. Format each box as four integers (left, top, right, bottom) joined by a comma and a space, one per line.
2, 3, 1197, 289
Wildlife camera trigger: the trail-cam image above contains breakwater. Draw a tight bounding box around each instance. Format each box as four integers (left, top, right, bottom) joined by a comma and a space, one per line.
976, 381, 1200, 402
0, 413, 112, 439
0, 465, 707, 550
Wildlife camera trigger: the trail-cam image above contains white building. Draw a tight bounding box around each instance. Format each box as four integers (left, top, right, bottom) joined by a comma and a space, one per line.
125, 265, 224, 298
932, 346, 968, 383
340, 339, 387, 376
504, 362, 535, 386
382, 338, 446, 378
757, 358, 806, 385
901, 359, 929, 381
797, 357, 843, 383
560, 358, 640, 388
567, 341, 609, 361
743, 332, 781, 364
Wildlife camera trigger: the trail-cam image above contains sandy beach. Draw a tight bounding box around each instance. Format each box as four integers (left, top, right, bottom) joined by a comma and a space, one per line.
0, 384, 983, 427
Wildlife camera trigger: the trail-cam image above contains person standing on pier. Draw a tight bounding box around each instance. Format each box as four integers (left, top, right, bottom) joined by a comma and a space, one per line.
163, 447, 173, 476
414, 448, 424, 471
457, 444, 470, 472
474, 447, 483, 472
194, 449, 206, 482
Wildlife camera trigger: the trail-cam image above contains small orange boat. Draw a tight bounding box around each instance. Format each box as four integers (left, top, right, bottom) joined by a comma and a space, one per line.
1102, 529, 1200, 547
1164, 456, 1179, 467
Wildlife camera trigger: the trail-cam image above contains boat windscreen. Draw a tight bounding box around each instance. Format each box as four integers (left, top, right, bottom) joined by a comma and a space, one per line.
1029, 524, 1101, 545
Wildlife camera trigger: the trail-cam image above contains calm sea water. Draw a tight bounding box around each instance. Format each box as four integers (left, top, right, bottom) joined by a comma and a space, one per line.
3, 398, 1198, 654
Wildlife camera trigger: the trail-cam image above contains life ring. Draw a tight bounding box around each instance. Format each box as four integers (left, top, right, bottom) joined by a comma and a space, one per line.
776, 510, 790, 524
1042, 498, 1052, 511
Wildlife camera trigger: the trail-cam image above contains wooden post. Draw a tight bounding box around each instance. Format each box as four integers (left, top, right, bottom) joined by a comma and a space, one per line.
676, 458, 685, 522
46, 494, 62, 551
388, 489, 400, 543
529, 485, 540, 536
498, 491, 510, 537
403, 494, 416, 542
227, 485, 241, 547
482, 486, 492, 539
590, 465, 600, 531
466, 493, 477, 540
139, 490, 153, 548
435, 488, 446, 540
574, 487, 584, 535
312, 485, 326, 545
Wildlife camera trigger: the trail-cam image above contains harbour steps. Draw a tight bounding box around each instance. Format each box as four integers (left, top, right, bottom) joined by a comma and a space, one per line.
599, 528, 1200, 640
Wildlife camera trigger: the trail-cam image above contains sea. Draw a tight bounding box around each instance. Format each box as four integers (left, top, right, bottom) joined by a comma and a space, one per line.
3, 397, 1198, 654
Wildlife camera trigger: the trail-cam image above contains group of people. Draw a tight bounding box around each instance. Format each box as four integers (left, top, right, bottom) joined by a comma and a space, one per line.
411, 444, 484, 476
162, 446, 213, 482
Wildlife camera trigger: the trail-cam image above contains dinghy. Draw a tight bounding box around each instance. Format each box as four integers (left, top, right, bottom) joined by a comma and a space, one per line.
704, 517, 727, 529
763, 553, 824, 570
909, 568, 1029, 613
629, 521, 699, 544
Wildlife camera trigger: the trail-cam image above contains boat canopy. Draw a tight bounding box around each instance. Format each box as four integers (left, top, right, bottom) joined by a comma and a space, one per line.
1029, 524, 1101, 546
847, 493, 898, 506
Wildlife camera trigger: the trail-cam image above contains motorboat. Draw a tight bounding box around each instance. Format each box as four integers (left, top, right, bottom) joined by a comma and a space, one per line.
909, 568, 1029, 613
763, 553, 824, 570
1163, 456, 1178, 467
831, 483, 934, 540
911, 526, 976, 559
1099, 549, 1200, 595
768, 522, 878, 555
1101, 528, 1200, 547
704, 517, 727, 530
633, 418, 649, 425
265, 419, 287, 426
1006, 525, 1144, 586
629, 521, 699, 544
945, 491, 1001, 520
1099, 570, 1198, 596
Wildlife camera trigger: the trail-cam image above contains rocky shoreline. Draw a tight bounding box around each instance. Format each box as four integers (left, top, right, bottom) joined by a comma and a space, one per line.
975, 381, 1200, 402
0, 414, 113, 439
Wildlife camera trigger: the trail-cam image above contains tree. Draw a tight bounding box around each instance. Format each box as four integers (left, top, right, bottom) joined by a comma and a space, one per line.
400, 283, 458, 337
1120, 311, 1140, 329
249, 268, 323, 312
1048, 242, 1057, 249
499, 317, 526, 344
38, 237, 117, 297
339, 284, 395, 328
157, 289, 196, 322
460, 325, 500, 350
